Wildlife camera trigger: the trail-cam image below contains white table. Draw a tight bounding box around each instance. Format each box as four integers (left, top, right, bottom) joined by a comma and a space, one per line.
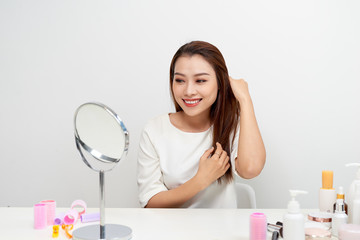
0, 208, 336, 239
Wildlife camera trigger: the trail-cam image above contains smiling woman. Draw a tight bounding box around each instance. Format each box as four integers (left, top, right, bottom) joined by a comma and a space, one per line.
137, 41, 266, 208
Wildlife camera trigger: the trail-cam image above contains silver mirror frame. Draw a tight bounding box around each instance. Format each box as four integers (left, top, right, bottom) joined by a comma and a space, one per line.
74, 102, 129, 171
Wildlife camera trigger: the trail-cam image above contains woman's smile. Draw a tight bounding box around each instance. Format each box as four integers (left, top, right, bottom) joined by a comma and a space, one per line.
183, 98, 202, 107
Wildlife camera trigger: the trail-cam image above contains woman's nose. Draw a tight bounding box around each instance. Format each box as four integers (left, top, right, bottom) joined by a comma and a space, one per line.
184, 82, 196, 96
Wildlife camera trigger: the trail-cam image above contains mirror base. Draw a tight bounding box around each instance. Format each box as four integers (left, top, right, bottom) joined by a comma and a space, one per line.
72, 224, 132, 240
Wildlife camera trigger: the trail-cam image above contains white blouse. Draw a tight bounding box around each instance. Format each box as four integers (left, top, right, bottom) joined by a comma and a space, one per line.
137, 114, 239, 208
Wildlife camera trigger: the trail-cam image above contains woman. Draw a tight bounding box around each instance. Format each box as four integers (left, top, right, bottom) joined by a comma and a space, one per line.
137, 41, 266, 208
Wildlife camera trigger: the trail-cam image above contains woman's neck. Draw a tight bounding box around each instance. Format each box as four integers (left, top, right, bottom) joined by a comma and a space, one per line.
171, 111, 212, 133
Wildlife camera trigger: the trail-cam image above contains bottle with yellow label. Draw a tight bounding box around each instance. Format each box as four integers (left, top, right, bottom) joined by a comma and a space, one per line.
319, 170, 336, 213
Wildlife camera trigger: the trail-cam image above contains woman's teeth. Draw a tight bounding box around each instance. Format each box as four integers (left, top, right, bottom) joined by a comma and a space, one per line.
184, 99, 201, 104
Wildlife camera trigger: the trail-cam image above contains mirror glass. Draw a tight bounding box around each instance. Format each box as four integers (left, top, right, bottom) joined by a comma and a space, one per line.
74, 102, 129, 172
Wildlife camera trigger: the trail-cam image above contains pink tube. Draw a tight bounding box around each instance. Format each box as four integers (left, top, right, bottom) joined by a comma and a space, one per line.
250, 212, 267, 240
34, 203, 47, 229
63, 209, 79, 225
39, 200, 56, 226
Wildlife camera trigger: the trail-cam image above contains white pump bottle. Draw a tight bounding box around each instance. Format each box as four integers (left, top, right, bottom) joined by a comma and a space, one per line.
346, 163, 360, 223
283, 190, 308, 240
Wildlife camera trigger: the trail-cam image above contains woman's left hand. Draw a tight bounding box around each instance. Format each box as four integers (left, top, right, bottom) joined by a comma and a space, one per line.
229, 77, 251, 103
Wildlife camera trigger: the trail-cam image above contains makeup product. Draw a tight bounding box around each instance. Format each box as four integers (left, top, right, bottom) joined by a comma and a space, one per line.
304, 221, 329, 230
307, 212, 332, 230
283, 190, 307, 240
249, 212, 267, 240
345, 163, 360, 223
80, 212, 100, 223
333, 186, 348, 214
352, 182, 360, 224
39, 200, 56, 226
34, 203, 47, 229
319, 170, 336, 213
304, 228, 331, 239
338, 224, 360, 240
332, 194, 348, 237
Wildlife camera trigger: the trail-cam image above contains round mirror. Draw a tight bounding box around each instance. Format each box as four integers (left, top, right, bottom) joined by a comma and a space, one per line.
74, 102, 129, 172
73, 102, 132, 240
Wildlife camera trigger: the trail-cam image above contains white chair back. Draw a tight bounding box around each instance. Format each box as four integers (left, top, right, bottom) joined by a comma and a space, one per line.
235, 182, 257, 209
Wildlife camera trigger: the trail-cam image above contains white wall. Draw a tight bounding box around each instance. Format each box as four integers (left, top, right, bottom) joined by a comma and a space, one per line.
1, 0, 359, 209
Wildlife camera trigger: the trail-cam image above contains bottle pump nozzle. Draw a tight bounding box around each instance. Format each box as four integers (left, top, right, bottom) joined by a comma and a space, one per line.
346, 163, 360, 179
290, 190, 308, 198
288, 190, 308, 213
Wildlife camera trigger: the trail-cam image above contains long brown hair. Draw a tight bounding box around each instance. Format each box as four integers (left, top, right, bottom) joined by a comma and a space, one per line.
169, 41, 240, 183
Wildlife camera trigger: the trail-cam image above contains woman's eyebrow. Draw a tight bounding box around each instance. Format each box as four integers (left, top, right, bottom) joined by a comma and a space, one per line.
174, 72, 210, 77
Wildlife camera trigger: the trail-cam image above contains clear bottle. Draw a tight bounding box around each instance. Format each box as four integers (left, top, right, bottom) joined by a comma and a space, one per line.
346, 163, 360, 223
319, 170, 336, 213
283, 190, 307, 240
332, 196, 348, 237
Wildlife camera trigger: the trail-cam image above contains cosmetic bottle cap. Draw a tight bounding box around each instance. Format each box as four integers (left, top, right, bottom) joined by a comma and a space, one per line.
322, 170, 334, 189
288, 190, 307, 213
346, 163, 360, 180
337, 186, 345, 199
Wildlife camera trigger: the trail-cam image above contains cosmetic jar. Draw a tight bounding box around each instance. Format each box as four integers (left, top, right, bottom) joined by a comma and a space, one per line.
305, 228, 331, 240
249, 212, 267, 240
338, 224, 360, 240
307, 212, 332, 230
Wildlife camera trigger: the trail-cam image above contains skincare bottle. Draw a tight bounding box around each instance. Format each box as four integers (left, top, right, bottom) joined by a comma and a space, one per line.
319, 170, 336, 213
333, 186, 348, 214
352, 183, 360, 224
332, 195, 348, 237
283, 190, 307, 240
345, 163, 360, 223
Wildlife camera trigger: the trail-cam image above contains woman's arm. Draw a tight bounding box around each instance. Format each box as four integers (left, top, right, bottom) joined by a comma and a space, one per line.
146, 143, 230, 208
229, 77, 266, 179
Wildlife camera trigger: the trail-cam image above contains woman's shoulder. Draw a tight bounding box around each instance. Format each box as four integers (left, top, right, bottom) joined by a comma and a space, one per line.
143, 113, 171, 133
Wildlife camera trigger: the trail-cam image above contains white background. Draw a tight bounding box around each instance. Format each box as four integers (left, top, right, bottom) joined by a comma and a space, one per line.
1, 0, 359, 209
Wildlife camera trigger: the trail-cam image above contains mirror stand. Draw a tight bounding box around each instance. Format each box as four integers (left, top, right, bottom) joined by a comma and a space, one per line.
72, 171, 132, 240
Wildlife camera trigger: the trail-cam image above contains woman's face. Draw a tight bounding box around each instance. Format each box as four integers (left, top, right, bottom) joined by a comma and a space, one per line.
172, 54, 218, 118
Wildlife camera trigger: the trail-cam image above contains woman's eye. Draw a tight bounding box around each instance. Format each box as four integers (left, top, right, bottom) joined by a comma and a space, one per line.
196, 79, 207, 83
175, 79, 184, 83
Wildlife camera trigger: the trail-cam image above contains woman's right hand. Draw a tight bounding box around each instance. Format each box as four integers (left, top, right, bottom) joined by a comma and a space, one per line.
196, 142, 230, 188
145, 142, 230, 208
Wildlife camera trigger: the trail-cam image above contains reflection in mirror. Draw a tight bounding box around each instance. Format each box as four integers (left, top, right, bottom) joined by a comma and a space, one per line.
73, 102, 132, 240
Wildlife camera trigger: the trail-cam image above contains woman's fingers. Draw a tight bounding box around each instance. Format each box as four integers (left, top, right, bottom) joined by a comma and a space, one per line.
213, 143, 229, 172
201, 147, 214, 161
223, 156, 230, 170
214, 142, 223, 156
